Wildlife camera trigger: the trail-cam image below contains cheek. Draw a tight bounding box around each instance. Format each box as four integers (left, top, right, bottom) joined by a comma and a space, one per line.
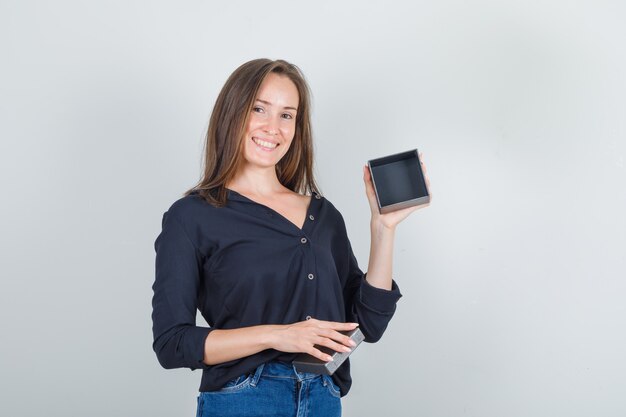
282, 123, 296, 138
246, 118, 261, 134
283, 133, 296, 149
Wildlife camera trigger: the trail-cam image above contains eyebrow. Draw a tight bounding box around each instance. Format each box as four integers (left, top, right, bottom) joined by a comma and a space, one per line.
255, 99, 298, 112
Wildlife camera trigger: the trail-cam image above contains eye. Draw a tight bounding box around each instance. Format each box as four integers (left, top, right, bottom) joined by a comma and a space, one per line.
281, 113, 294, 120
252, 106, 264, 113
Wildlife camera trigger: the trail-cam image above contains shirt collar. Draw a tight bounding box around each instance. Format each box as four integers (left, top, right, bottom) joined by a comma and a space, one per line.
226, 188, 323, 203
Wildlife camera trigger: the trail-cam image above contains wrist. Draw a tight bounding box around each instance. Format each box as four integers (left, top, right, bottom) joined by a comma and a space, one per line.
370, 219, 396, 236
259, 324, 283, 350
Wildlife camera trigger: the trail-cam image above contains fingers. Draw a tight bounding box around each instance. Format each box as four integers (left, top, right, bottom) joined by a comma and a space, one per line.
419, 152, 432, 201
307, 334, 354, 362
307, 320, 359, 345
313, 319, 359, 331
308, 346, 334, 362
316, 327, 357, 348
362, 166, 376, 197
299, 320, 359, 360
362, 165, 380, 214
315, 336, 352, 354
419, 152, 429, 178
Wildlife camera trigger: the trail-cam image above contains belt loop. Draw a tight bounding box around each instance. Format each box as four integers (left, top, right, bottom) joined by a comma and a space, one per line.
250, 363, 265, 387
292, 363, 305, 382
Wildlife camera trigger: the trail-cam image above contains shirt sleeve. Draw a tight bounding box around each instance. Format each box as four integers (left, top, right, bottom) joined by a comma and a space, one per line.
151, 210, 213, 370
341, 220, 403, 343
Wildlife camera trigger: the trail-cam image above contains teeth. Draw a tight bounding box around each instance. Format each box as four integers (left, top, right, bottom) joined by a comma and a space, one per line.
253, 138, 277, 149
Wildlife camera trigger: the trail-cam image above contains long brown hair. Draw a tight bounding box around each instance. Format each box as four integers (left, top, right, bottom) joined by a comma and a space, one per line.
184, 58, 320, 207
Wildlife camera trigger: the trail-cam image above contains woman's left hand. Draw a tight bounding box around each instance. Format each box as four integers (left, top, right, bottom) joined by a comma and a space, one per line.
363, 152, 431, 230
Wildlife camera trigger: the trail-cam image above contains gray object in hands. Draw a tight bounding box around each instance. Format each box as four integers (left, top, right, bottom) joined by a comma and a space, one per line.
368, 149, 430, 214
292, 328, 365, 375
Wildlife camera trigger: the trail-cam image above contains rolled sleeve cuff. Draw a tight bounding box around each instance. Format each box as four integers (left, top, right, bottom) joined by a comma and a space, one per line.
185, 326, 213, 370
358, 274, 403, 314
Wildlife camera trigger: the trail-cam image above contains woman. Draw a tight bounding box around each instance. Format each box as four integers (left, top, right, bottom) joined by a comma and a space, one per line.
151, 58, 430, 417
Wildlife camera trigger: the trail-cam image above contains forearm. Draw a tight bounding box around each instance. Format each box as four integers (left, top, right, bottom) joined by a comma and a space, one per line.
202, 320, 358, 365
360, 160, 429, 291
365, 221, 396, 291
202, 324, 281, 365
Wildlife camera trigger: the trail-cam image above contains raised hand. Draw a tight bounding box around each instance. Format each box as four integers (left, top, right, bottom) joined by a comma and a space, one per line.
363, 152, 431, 230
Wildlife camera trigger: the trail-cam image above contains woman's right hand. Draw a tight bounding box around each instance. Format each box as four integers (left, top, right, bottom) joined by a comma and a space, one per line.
268, 319, 360, 362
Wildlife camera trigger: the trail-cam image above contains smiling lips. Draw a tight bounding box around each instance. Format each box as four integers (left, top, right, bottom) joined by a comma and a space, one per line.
252, 137, 278, 151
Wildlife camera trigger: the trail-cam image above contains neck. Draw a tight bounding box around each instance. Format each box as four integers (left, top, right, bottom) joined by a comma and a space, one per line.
227, 164, 285, 197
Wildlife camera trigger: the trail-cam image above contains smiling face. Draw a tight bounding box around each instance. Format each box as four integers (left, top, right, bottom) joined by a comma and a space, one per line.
241, 72, 300, 171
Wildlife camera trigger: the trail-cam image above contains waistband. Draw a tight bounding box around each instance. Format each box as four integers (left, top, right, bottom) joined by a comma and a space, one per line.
247, 361, 322, 387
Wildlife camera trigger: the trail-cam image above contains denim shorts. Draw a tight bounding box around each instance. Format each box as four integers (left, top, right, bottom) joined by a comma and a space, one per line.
195, 361, 342, 417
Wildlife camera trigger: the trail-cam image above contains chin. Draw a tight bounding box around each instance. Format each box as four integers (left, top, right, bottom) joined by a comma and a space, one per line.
243, 156, 282, 169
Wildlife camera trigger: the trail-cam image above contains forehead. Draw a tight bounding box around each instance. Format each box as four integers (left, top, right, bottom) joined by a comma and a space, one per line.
256, 73, 299, 107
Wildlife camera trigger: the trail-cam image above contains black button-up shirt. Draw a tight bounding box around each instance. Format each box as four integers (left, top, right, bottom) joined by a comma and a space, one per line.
151, 189, 402, 396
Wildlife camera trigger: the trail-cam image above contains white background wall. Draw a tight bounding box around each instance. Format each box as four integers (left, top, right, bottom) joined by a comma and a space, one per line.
1, 1, 625, 416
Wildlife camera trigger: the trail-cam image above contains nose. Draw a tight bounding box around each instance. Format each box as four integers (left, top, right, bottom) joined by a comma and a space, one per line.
264, 115, 279, 136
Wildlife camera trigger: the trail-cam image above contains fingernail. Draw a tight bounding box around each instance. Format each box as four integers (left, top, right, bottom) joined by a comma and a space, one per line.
326, 355, 333, 361
344, 346, 352, 352
349, 340, 357, 347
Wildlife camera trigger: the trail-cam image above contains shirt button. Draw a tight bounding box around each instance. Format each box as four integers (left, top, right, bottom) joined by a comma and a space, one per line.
305, 315, 312, 320
300, 237, 307, 244
309, 214, 315, 221
308, 273, 314, 280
